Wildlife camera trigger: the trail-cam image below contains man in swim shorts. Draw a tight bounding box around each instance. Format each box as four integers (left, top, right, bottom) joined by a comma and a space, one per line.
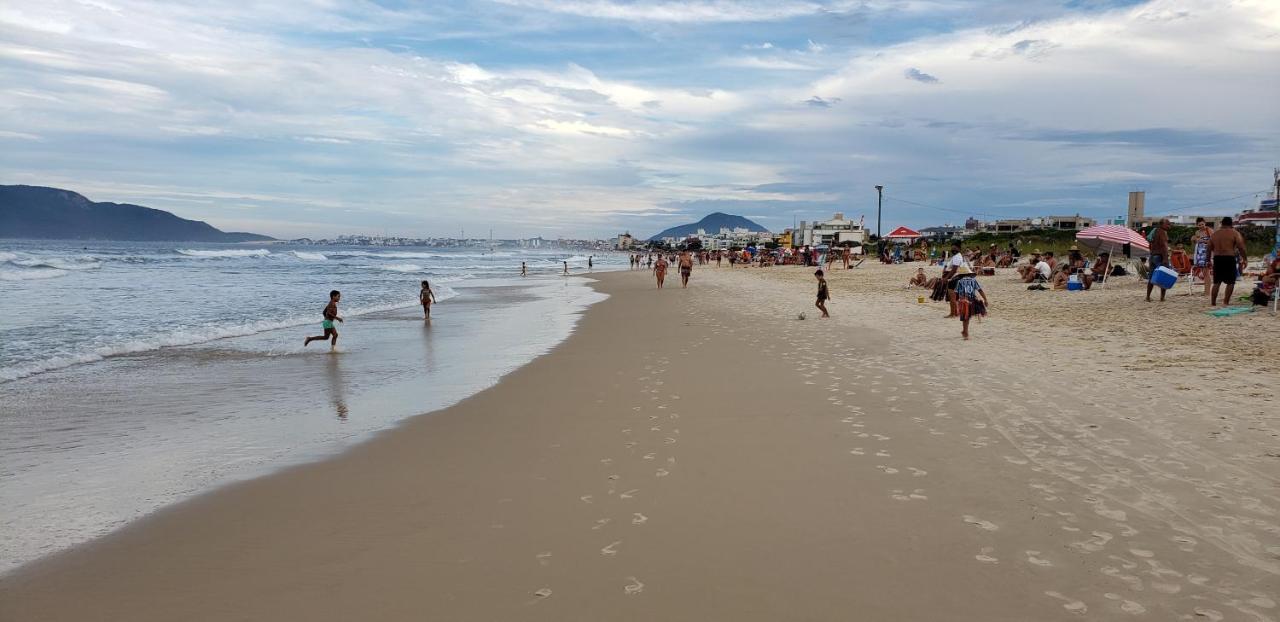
304, 290, 343, 349
1208, 216, 1248, 306
678, 250, 693, 288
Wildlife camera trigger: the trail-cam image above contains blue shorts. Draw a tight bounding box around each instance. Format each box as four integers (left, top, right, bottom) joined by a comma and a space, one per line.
1148, 254, 1165, 282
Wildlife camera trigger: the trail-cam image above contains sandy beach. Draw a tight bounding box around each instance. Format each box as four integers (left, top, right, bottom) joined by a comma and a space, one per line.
3, 264, 1278, 621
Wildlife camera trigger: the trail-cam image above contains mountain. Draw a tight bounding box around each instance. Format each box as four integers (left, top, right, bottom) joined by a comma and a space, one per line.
649, 212, 769, 241
0, 185, 273, 242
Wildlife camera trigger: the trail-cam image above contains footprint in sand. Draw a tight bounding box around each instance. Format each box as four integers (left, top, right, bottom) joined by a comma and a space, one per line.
876, 465, 899, 475
1071, 531, 1113, 553
632, 512, 648, 525
875, 450, 892, 458
907, 467, 927, 477
1044, 591, 1088, 615
962, 515, 998, 531
580, 495, 594, 504
1026, 551, 1053, 567
592, 518, 611, 530
1192, 608, 1224, 621
533, 588, 552, 600
536, 552, 552, 566
601, 541, 621, 557
655, 468, 670, 477
849, 448, 865, 456
624, 577, 645, 595
1103, 593, 1146, 614
975, 547, 999, 564
620, 489, 639, 500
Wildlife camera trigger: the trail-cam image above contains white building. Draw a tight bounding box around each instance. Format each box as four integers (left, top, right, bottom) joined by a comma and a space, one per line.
798, 213, 868, 246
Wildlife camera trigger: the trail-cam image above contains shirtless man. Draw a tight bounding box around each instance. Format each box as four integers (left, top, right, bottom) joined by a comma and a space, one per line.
304, 290, 343, 349
678, 251, 694, 288
654, 254, 668, 289
1208, 216, 1248, 306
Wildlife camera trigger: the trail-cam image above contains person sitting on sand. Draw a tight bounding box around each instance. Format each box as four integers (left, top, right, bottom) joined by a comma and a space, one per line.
1050, 268, 1070, 290
908, 267, 928, 288
814, 269, 830, 318
1043, 251, 1057, 273
1067, 247, 1086, 274
1017, 253, 1040, 281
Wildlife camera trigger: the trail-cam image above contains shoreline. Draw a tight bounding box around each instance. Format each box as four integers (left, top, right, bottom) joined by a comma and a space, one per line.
3, 266, 1277, 621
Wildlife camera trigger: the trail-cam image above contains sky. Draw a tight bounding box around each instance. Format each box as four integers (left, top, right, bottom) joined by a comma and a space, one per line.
1, 0, 1278, 239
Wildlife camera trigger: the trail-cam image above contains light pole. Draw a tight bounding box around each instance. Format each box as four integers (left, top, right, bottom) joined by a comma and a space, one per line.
874, 184, 884, 245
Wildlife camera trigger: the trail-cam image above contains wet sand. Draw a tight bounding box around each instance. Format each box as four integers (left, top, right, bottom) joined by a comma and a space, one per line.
2, 267, 1277, 621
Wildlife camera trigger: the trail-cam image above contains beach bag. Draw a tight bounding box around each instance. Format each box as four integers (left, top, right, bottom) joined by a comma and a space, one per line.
1252, 288, 1272, 307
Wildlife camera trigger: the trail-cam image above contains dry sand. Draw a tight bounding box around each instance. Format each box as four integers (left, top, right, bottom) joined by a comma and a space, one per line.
2, 265, 1277, 621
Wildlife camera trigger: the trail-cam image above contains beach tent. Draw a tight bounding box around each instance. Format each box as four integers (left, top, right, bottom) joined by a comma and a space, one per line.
1075, 225, 1150, 288
884, 226, 922, 240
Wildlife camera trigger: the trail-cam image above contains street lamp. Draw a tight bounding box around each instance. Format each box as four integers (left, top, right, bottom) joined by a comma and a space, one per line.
874, 185, 884, 241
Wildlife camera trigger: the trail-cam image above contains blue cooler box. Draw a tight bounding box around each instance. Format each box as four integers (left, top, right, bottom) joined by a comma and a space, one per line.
1067, 281, 1083, 291
1152, 265, 1178, 289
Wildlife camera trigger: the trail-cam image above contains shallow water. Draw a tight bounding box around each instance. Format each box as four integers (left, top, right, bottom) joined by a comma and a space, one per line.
0, 240, 620, 572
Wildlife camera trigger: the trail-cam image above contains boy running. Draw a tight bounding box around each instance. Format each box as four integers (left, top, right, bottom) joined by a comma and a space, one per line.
420, 280, 437, 320
304, 290, 343, 349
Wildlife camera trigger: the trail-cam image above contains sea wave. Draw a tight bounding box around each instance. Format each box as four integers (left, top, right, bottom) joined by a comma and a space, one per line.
0, 267, 70, 281
380, 263, 424, 272
0, 293, 457, 383
291, 251, 327, 261
176, 249, 272, 258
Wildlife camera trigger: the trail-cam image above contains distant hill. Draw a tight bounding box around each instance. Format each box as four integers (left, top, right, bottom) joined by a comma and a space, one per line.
649, 212, 769, 241
0, 185, 273, 242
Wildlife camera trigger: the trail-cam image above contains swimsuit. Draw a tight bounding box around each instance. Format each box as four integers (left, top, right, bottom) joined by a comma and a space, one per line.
1212, 255, 1237, 285
322, 320, 335, 329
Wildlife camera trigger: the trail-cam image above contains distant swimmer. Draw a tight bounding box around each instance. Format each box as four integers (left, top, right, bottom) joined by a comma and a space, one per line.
654, 255, 668, 289
678, 250, 693, 288
521, 261, 527, 277
588, 255, 594, 271
304, 290, 343, 349
419, 280, 437, 320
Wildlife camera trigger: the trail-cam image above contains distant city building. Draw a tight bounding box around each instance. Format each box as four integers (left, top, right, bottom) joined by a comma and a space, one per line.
616, 232, 634, 250
796, 212, 868, 246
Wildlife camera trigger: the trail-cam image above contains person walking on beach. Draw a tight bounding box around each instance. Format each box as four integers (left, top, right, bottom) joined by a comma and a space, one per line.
678, 251, 693, 288
943, 242, 966, 317
953, 266, 988, 341
1146, 218, 1171, 302
1192, 218, 1213, 296
419, 280, 437, 320
814, 269, 830, 318
521, 261, 527, 276
588, 256, 593, 271
304, 290, 343, 349
1208, 216, 1248, 306
563, 261, 569, 275
654, 255, 668, 289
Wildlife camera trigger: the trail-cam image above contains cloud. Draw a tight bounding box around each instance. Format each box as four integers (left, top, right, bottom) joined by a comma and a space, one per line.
804, 95, 841, 107
903, 67, 940, 83
1011, 127, 1253, 156
490, 0, 824, 23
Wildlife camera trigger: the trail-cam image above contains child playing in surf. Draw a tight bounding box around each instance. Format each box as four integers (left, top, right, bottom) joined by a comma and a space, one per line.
815, 269, 830, 318
304, 290, 343, 349
420, 280, 436, 320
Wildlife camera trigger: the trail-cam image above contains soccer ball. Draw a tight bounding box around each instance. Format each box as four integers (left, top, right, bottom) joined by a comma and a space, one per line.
798, 312, 807, 320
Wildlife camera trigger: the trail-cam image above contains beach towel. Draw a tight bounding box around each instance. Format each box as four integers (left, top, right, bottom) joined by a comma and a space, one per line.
1206, 307, 1252, 317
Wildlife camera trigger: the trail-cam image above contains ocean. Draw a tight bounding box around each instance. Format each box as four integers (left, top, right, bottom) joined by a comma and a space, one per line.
0, 240, 622, 572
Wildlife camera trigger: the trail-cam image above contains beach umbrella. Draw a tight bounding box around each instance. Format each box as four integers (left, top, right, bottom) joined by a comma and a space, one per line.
1075, 225, 1150, 287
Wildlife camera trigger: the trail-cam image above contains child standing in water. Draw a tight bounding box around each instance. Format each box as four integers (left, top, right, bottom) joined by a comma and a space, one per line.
419, 280, 436, 320
304, 290, 343, 349
814, 270, 830, 318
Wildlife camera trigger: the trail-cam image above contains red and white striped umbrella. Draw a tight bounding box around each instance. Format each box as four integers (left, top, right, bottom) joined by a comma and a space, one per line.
1075, 225, 1150, 257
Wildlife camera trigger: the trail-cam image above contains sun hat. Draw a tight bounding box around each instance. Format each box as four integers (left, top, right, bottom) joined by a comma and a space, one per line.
955, 264, 974, 276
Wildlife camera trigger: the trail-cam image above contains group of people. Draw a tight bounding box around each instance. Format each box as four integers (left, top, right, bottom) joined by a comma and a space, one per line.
648, 251, 695, 289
